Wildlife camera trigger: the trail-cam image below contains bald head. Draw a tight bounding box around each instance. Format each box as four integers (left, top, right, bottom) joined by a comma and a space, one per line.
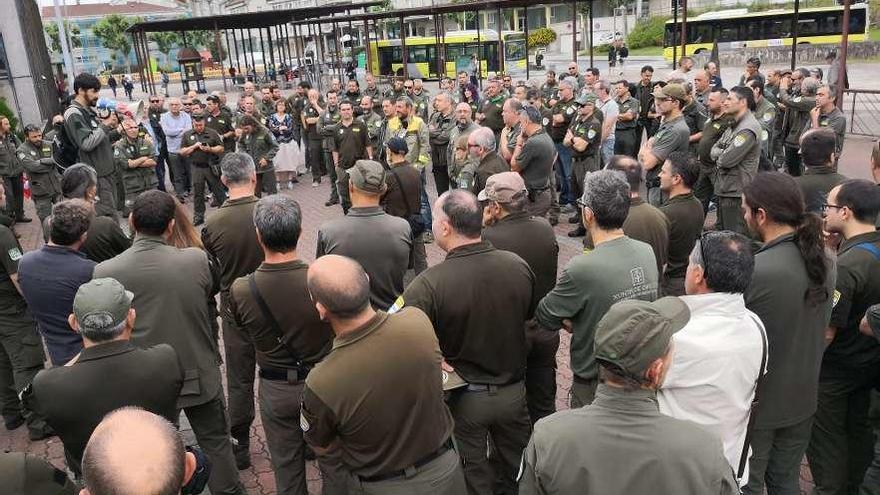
307, 255, 371, 321
82, 408, 185, 495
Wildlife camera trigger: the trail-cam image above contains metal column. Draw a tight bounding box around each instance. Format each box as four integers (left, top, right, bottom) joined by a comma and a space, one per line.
589, 0, 595, 67
791, 0, 800, 70
524, 5, 529, 80
214, 21, 227, 92
497, 4, 505, 74
476, 9, 482, 87
672, 0, 678, 69
836, 0, 851, 108
400, 15, 408, 79
231, 30, 241, 79
572, 0, 578, 62
364, 18, 373, 77
680, 0, 688, 58
266, 27, 276, 81
259, 28, 267, 80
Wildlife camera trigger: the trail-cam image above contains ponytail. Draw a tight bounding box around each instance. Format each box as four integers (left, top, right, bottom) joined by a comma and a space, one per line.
794, 212, 831, 305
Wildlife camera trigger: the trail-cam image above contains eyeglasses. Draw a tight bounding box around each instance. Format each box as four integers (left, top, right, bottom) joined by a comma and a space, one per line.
576, 198, 588, 209
822, 203, 846, 212
149, 99, 159, 103
698, 232, 712, 280
467, 143, 481, 148
404, 85, 413, 89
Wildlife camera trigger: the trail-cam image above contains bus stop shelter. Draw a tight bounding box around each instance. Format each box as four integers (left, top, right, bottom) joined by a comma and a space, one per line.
129, 0, 606, 92
126, 1, 383, 95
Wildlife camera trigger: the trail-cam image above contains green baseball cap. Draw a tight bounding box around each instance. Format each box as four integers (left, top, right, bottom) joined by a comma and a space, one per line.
73, 278, 134, 331
595, 297, 690, 378
349, 159, 387, 194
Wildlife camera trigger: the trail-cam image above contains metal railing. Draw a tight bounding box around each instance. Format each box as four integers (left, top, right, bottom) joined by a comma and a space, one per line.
841, 89, 880, 138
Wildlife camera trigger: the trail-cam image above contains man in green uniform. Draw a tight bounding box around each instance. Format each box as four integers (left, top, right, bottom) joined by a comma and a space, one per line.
541, 71, 558, 105
302, 88, 326, 187
679, 82, 707, 155
635, 65, 655, 150
358, 96, 384, 159
711, 87, 762, 235
228, 195, 339, 494
63, 76, 119, 219
461, 127, 508, 194
200, 153, 264, 470
16, 125, 61, 226
331, 101, 372, 214
742, 172, 835, 495
94, 190, 246, 495
257, 87, 275, 118
613, 80, 640, 157
409, 79, 431, 120
383, 77, 406, 103
286, 81, 311, 146
447, 103, 479, 190
0, 117, 29, 223
794, 128, 847, 214
513, 106, 557, 220
205, 95, 237, 153
318, 91, 342, 206
398, 190, 534, 495
237, 115, 278, 198
694, 88, 734, 212
480, 172, 560, 425
747, 80, 777, 171
808, 180, 880, 495
303, 255, 465, 494
639, 83, 691, 206
180, 113, 226, 225
498, 98, 523, 165
536, 170, 659, 407
779, 72, 817, 176
563, 93, 602, 238
476, 79, 505, 139
548, 81, 579, 210
0, 183, 50, 440
519, 297, 739, 495
658, 151, 705, 296
811, 84, 847, 163
427, 93, 456, 195
342, 79, 363, 111
363, 74, 382, 113
113, 119, 158, 217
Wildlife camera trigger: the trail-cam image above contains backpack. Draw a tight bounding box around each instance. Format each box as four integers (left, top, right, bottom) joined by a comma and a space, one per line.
53, 107, 82, 171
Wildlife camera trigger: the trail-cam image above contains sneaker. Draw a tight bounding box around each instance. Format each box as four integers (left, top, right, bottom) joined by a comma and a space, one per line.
548, 217, 559, 226
560, 204, 575, 214
312, 180, 320, 188
325, 198, 340, 207
568, 214, 581, 224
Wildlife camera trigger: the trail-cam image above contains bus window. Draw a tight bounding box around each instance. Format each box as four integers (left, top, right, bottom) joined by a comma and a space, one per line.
797, 16, 819, 37
688, 23, 712, 44
409, 46, 429, 63
716, 20, 740, 42
378, 47, 396, 75
482, 44, 499, 71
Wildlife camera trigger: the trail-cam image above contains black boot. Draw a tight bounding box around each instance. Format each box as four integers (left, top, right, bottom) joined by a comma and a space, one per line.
568, 226, 586, 237
231, 429, 251, 470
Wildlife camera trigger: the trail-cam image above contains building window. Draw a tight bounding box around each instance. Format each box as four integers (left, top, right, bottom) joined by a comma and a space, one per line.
550, 5, 572, 23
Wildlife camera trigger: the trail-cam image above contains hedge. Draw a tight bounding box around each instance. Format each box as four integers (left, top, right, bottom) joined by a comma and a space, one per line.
627, 15, 670, 50
0, 98, 18, 134
528, 27, 557, 48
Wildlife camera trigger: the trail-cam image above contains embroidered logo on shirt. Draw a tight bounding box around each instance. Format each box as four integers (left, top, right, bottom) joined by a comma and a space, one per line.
630, 267, 645, 286
733, 134, 747, 147
7, 248, 21, 261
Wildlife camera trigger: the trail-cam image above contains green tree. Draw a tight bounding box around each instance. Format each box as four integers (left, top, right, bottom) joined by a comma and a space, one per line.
93, 14, 136, 73
148, 32, 180, 67
44, 21, 82, 53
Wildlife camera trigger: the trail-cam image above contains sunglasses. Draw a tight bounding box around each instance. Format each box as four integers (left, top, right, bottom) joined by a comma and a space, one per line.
150, 99, 159, 103
467, 143, 481, 148
404, 85, 413, 89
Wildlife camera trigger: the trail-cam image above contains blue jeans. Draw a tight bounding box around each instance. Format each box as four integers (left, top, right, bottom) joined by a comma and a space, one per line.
602, 138, 615, 165
554, 142, 573, 206
419, 167, 432, 230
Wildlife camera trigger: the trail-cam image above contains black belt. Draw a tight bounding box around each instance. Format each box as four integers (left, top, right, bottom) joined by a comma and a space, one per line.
358, 438, 454, 483
259, 366, 310, 383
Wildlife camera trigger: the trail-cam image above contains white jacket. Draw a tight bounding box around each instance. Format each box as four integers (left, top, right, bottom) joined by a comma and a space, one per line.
658, 292, 766, 483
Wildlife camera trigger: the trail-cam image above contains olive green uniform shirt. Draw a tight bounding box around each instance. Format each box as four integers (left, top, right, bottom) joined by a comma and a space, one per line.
229, 260, 333, 371
238, 127, 278, 174
113, 137, 158, 196
205, 113, 236, 152
518, 384, 739, 495
536, 236, 658, 381
623, 198, 671, 275
697, 113, 735, 169
825, 231, 880, 375
479, 94, 506, 133
744, 233, 836, 428
711, 112, 762, 198
63, 101, 115, 177
301, 309, 454, 477
660, 192, 705, 280
548, 98, 578, 142
400, 241, 534, 385
794, 167, 847, 214
330, 120, 370, 169
817, 106, 847, 157
16, 140, 61, 199
614, 95, 640, 130
0, 133, 23, 177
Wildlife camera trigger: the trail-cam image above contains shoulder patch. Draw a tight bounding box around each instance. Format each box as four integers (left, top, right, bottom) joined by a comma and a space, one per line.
566, 106, 575, 115
7, 248, 21, 261
762, 111, 774, 123
587, 129, 597, 139
16, 152, 25, 160
733, 134, 748, 147
542, 117, 549, 126
114, 148, 120, 157
388, 296, 404, 314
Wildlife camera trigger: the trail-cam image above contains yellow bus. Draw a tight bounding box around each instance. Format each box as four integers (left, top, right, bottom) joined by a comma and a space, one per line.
368, 29, 527, 79
663, 4, 869, 62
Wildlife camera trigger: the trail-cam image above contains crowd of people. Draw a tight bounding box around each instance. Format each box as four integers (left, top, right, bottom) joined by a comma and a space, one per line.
0, 51, 877, 495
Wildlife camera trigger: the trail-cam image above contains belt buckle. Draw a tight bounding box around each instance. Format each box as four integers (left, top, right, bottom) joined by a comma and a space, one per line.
287, 369, 299, 383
